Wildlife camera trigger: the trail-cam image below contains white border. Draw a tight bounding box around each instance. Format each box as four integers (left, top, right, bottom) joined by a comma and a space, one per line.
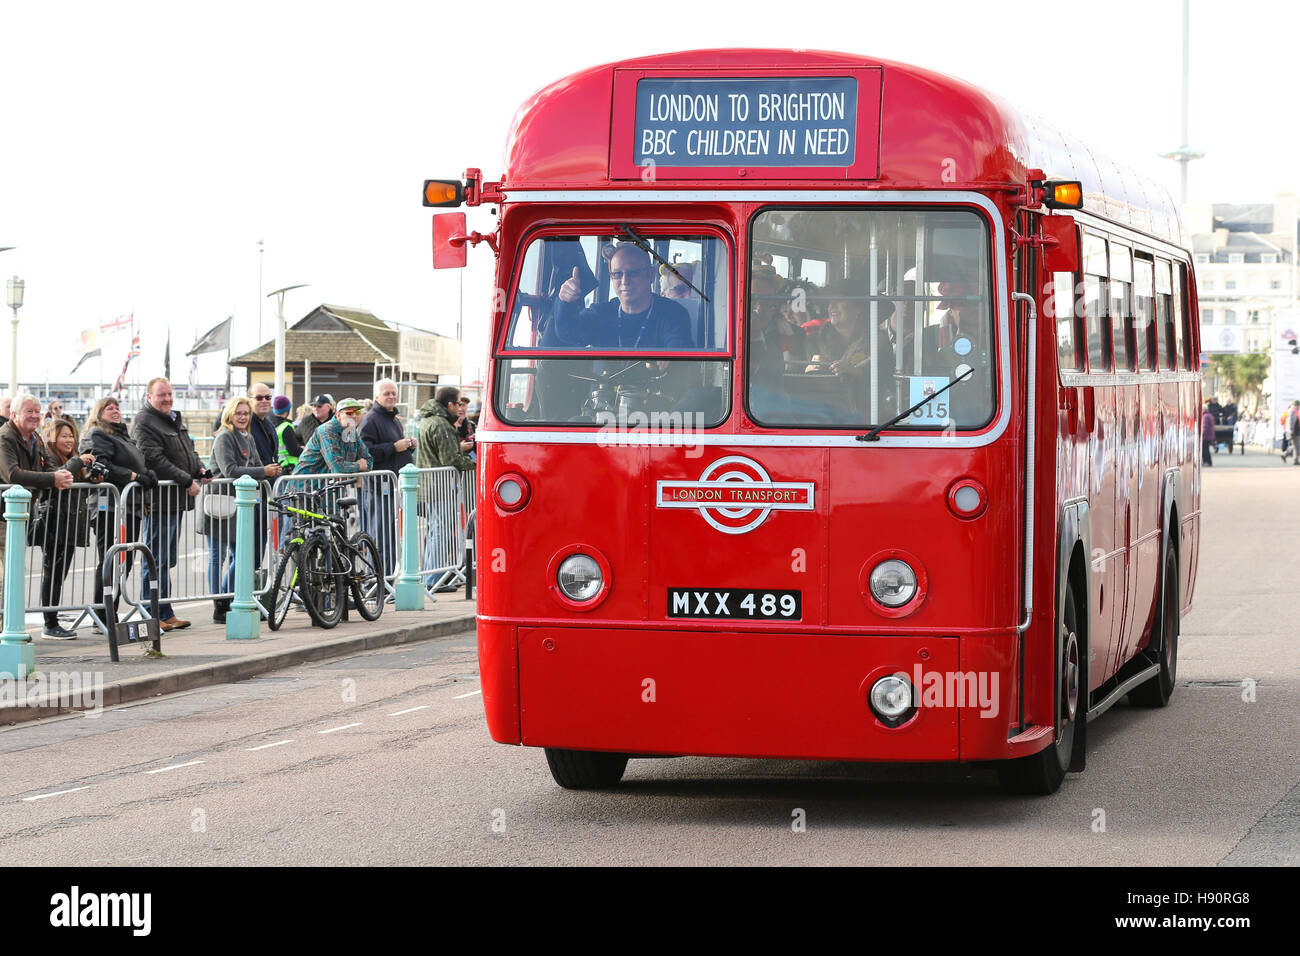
483, 190, 1012, 449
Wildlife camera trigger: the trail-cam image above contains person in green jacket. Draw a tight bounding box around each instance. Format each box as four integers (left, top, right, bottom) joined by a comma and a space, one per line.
416, 387, 474, 595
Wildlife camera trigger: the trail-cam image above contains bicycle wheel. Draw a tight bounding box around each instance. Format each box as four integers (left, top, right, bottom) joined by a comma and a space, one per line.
299, 533, 344, 628
267, 540, 301, 632
348, 532, 384, 621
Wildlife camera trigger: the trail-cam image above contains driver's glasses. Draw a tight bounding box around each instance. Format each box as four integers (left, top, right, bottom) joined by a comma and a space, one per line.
609, 268, 650, 281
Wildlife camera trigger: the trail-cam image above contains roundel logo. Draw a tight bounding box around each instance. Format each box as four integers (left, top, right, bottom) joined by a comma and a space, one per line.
655, 455, 815, 534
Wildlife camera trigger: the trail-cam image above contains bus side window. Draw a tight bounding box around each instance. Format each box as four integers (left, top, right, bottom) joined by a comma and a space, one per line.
1109, 243, 1133, 371
1083, 234, 1110, 372
1053, 271, 1083, 371
1173, 262, 1190, 368
1156, 258, 1176, 369
1133, 255, 1154, 371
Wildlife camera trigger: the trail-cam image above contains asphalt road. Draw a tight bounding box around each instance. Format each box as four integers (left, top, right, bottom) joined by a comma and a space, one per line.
0, 452, 1295, 866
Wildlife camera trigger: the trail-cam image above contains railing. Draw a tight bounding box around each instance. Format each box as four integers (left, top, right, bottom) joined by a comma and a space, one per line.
118, 477, 275, 617
269, 470, 399, 590
413, 467, 474, 593
1, 462, 474, 652
1, 481, 125, 635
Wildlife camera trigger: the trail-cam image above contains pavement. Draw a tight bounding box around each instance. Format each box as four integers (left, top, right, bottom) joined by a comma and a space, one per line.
1, 590, 477, 725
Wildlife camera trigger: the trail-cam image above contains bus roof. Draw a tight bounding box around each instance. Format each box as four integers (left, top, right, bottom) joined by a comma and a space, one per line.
501, 48, 1185, 248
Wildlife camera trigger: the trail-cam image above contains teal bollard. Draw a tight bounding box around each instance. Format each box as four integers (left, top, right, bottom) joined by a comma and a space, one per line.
395, 464, 424, 611
0, 486, 35, 678
225, 475, 261, 640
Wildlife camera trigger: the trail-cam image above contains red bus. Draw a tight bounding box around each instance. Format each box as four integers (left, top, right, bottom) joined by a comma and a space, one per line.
427, 49, 1201, 795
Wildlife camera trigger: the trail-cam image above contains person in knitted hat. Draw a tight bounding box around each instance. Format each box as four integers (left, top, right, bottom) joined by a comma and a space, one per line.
269, 394, 302, 471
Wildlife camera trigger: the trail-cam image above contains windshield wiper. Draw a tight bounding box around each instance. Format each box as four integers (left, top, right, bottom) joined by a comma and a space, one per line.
856, 367, 974, 442
620, 226, 709, 302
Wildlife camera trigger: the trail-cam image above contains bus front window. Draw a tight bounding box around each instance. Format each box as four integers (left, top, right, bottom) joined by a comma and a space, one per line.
497, 232, 730, 426
748, 208, 996, 430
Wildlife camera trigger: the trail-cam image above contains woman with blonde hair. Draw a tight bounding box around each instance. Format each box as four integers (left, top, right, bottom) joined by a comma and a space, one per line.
205, 395, 282, 623
36, 417, 101, 638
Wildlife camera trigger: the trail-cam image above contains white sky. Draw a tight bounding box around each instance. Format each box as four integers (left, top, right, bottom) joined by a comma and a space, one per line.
1, 0, 1294, 394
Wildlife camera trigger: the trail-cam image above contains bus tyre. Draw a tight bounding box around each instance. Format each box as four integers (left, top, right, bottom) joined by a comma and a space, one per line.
998, 586, 1083, 796
1129, 546, 1178, 707
544, 748, 629, 790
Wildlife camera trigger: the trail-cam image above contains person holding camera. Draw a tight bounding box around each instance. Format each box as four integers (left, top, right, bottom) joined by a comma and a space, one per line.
81, 396, 158, 617
130, 377, 208, 631
37, 418, 104, 638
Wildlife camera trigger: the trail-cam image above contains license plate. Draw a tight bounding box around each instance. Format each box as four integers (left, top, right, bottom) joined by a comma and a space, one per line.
667, 588, 801, 620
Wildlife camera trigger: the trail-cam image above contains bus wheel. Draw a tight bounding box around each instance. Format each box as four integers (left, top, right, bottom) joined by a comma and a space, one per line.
998, 586, 1082, 796
1129, 546, 1179, 707
544, 748, 629, 790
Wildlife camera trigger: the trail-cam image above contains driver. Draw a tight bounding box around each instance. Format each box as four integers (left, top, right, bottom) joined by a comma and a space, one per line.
553, 244, 693, 349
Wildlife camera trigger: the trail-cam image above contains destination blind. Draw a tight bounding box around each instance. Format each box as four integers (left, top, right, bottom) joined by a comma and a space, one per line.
634, 77, 858, 168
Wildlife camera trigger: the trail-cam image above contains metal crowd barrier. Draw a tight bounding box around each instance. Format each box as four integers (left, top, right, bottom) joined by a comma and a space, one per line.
269, 469, 399, 591
0, 480, 125, 635
117, 477, 274, 618
414, 467, 474, 593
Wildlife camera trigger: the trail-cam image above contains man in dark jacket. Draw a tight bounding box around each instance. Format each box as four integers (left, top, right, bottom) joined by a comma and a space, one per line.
130, 377, 206, 631
415, 387, 475, 595
296, 394, 334, 446
247, 383, 279, 468
0, 393, 76, 623
358, 378, 416, 577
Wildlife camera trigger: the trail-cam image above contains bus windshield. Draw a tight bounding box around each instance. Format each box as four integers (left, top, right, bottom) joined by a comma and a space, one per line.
496, 232, 731, 426
747, 207, 996, 430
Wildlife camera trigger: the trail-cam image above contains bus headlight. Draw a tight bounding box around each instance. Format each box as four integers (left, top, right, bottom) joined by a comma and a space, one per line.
869, 674, 915, 726
869, 559, 918, 607
557, 554, 603, 602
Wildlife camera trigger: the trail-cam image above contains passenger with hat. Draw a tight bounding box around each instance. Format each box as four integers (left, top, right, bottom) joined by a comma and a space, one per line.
297, 393, 334, 446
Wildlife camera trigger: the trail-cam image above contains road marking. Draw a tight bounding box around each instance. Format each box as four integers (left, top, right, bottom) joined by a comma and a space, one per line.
452, 689, 482, 699
389, 705, 429, 716
23, 786, 91, 802
247, 739, 294, 751
144, 760, 204, 774
319, 723, 362, 734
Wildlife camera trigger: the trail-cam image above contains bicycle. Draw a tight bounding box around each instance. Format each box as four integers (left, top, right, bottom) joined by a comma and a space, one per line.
266, 480, 384, 630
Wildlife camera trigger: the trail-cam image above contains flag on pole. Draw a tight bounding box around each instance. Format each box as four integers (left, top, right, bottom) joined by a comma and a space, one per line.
100, 313, 133, 333
187, 316, 232, 356
111, 331, 142, 394
71, 349, 101, 374
188, 354, 198, 395
164, 331, 171, 380
71, 329, 101, 373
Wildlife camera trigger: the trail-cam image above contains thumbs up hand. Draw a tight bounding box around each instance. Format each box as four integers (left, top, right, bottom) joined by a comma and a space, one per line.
558, 266, 582, 303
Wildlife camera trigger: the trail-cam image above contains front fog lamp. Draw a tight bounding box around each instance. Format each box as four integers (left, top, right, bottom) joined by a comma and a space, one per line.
869, 675, 915, 726
557, 554, 603, 602
869, 559, 918, 608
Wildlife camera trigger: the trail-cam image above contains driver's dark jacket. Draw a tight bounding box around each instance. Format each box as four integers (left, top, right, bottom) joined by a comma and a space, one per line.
549, 294, 693, 349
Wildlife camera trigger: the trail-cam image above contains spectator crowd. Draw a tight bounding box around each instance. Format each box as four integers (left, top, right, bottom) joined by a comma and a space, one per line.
0, 379, 477, 639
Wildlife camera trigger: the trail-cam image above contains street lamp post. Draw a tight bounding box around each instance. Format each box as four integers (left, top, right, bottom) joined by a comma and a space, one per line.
6, 276, 24, 397
266, 283, 308, 399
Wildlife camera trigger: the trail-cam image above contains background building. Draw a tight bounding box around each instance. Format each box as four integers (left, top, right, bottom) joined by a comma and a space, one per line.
230, 304, 462, 414
1185, 193, 1300, 423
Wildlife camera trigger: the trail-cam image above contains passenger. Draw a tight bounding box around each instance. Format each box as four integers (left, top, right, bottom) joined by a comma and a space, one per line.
804, 280, 876, 379
749, 264, 804, 387
922, 276, 986, 363
553, 244, 693, 349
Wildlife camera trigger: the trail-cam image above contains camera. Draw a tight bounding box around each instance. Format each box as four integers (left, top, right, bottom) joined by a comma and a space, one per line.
198, 468, 214, 480
85, 460, 109, 480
